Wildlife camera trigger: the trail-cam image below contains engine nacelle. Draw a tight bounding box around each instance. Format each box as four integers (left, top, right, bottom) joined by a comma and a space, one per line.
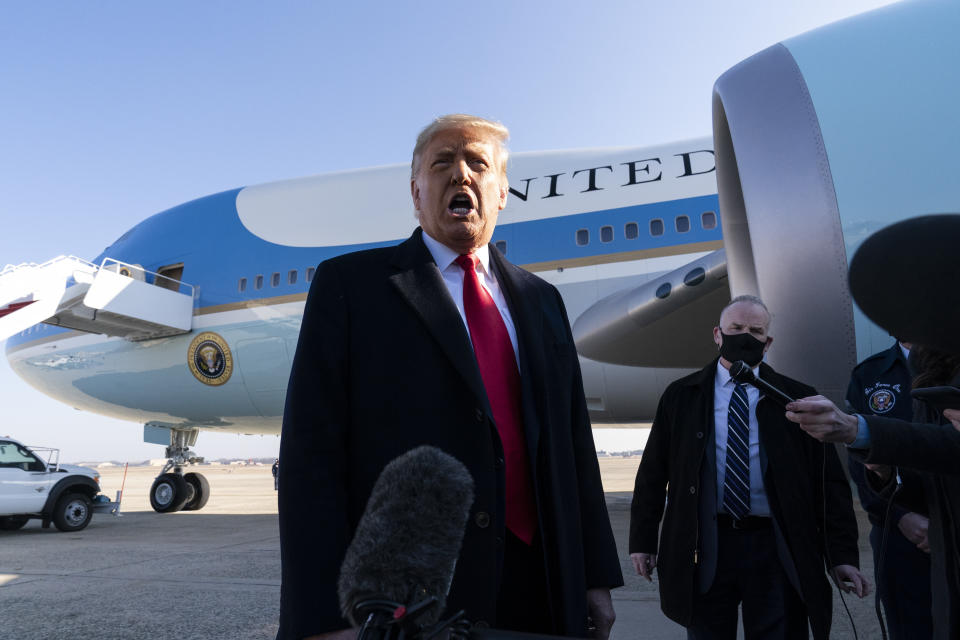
712, 0, 960, 401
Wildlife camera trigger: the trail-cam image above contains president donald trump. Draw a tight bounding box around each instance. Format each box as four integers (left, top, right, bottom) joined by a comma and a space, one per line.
277, 114, 623, 640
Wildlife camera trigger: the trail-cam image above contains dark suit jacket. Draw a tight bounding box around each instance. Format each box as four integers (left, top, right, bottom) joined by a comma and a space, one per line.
629, 360, 859, 639
277, 228, 622, 639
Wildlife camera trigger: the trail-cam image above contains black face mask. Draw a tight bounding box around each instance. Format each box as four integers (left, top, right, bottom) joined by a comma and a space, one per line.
719, 331, 766, 367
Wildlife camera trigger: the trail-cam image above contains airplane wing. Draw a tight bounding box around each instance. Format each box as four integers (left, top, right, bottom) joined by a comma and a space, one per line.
572, 248, 729, 368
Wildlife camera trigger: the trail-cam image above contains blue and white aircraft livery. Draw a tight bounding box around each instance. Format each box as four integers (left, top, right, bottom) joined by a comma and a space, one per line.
3, 0, 959, 512
0, 140, 726, 511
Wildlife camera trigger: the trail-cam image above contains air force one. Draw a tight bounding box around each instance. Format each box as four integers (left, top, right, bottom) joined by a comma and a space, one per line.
0, 140, 725, 514
2, 0, 958, 513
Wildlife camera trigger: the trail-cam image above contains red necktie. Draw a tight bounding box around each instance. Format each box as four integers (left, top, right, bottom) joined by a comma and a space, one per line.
455, 253, 536, 544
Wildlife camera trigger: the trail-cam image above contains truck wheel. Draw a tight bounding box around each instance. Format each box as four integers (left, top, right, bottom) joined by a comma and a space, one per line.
53, 492, 93, 532
182, 472, 210, 511
0, 515, 29, 530
149, 473, 190, 513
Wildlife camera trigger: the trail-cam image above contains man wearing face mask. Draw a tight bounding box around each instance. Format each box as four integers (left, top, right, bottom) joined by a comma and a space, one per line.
629, 295, 867, 639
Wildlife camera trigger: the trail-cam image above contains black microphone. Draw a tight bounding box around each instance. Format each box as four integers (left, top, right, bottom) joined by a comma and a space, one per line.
338, 445, 475, 635
729, 360, 795, 405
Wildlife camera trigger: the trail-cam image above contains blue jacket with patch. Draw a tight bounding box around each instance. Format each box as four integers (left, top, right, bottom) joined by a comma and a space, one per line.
846, 341, 926, 525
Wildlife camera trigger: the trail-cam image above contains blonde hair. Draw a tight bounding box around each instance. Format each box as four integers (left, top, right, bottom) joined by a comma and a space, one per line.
411, 114, 509, 179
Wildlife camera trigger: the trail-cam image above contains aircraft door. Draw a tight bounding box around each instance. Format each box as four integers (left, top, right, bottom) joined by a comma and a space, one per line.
235, 337, 292, 418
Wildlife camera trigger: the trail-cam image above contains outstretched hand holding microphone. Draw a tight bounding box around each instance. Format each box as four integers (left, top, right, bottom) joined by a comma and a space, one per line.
785, 395, 960, 443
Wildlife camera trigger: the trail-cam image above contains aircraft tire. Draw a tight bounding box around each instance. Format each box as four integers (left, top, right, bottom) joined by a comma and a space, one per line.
182, 481, 196, 506
0, 515, 30, 530
150, 473, 190, 513
182, 472, 210, 511
52, 492, 93, 532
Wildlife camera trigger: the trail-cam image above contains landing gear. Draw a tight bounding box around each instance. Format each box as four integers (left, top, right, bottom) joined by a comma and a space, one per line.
182, 472, 210, 511
149, 427, 209, 514
150, 473, 190, 513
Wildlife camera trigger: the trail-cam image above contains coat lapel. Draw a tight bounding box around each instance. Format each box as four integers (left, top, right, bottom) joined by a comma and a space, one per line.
388, 229, 490, 413
756, 363, 784, 475
490, 247, 544, 464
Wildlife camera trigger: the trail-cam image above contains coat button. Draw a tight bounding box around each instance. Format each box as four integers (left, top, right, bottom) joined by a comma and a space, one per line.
474, 511, 491, 528
696, 431, 704, 439
689, 485, 696, 494
475, 408, 484, 422
495, 457, 504, 469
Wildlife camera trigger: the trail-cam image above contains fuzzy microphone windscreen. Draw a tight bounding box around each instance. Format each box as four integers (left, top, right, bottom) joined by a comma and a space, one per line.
338, 445, 475, 627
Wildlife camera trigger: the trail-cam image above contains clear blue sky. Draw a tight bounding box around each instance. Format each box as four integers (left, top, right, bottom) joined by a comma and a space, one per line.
0, 0, 898, 461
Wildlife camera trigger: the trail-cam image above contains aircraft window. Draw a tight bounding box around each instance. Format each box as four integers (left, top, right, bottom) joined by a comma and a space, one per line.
576, 229, 589, 246
650, 219, 664, 236
306, 267, 315, 283
600, 226, 613, 243
238, 278, 247, 293
271, 272, 281, 287
288, 270, 298, 285
255, 275, 264, 290
702, 211, 717, 229
656, 283, 671, 299
676, 215, 690, 233
494, 240, 507, 255
624, 222, 639, 240
684, 267, 706, 286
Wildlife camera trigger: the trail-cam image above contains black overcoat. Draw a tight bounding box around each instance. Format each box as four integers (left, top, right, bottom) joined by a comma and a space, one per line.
629, 360, 859, 639
862, 414, 960, 639
277, 228, 623, 639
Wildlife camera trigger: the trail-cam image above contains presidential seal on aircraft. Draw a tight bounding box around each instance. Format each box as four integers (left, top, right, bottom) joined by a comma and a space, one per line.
188, 331, 234, 386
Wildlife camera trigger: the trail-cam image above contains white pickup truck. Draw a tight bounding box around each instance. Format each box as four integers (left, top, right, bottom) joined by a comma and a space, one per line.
0, 436, 118, 532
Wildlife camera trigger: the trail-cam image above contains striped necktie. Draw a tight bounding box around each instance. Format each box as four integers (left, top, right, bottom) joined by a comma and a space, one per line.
722, 382, 751, 520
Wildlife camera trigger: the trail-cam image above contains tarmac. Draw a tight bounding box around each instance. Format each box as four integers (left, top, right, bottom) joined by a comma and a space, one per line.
0, 459, 883, 640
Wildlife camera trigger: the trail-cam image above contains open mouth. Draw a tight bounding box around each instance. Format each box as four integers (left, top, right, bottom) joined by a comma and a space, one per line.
448, 193, 474, 215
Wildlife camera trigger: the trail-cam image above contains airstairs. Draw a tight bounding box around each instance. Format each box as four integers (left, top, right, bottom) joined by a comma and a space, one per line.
0, 256, 195, 342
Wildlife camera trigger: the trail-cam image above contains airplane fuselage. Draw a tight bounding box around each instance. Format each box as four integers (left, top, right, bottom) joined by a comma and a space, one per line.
4, 139, 721, 435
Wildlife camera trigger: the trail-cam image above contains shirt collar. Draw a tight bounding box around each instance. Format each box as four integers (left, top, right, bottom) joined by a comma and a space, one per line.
422, 230, 491, 276
899, 342, 911, 361
716, 359, 760, 387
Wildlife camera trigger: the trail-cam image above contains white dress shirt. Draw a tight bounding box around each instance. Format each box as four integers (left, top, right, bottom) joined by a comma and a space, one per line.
714, 360, 771, 516
421, 231, 520, 366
